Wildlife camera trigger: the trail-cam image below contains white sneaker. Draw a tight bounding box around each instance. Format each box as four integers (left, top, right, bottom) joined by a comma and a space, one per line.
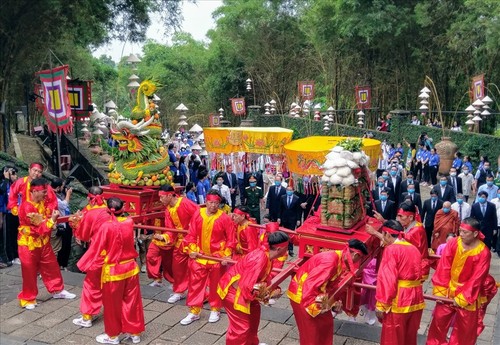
73, 316, 92, 328
268, 298, 276, 305
180, 312, 200, 325
123, 333, 141, 344
208, 311, 220, 323
24, 303, 36, 310
12, 258, 21, 264
331, 311, 337, 318
258, 343, 269, 345
140, 265, 146, 273
53, 289, 76, 299
167, 293, 185, 304
364, 310, 376, 325
347, 316, 357, 322
148, 281, 162, 287
96, 333, 119, 344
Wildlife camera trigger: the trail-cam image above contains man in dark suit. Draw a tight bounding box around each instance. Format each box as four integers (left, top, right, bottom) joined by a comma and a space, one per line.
222, 164, 238, 212
372, 176, 395, 202
431, 175, 456, 204
278, 186, 301, 256
373, 188, 396, 220
388, 165, 402, 205
447, 167, 462, 197
266, 175, 286, 222
470, 191, 498, 249
399, 171, 420, 201
421, 189, 444, 246
401, 183, 422, 215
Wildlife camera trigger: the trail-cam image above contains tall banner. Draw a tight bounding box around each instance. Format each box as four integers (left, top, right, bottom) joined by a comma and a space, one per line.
230, 98, 246, 116
298, 80, 315, 100
209, 113, 221, 127
67, 80, 92, 120
33, 84, 45, 112
37, 65, 73, 133
355, 85, 371, 110
471, 74, 485, 101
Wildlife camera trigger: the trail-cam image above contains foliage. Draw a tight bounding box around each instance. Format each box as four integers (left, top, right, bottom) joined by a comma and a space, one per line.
338, 138, 363, 152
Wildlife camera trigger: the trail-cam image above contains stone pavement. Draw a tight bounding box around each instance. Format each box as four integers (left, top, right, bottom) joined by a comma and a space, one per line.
1, 254, 499, 345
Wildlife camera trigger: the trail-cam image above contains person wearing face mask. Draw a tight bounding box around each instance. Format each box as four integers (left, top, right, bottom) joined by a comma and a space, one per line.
489, 191, 500, 254
431, 201, 460, 251
265, 175, 286, 222
399, 171, 420, 200
447, 167, 462, 196
372, 176, 394, 202
428, 148, 440, 187
422, 190, 444, 246
211, 174, 232, 209
458, 166, 475, 202
244, 176, 264, 224
431, 175, 456, 203
388, 165, 402, 205
474, 160, 493, 190
474, 176, 498, 203
278, 185, 301, 256
451, 193, 471, 221
373, 188, 396, 221
470, 191, 497, 249
401, 183, 422, 215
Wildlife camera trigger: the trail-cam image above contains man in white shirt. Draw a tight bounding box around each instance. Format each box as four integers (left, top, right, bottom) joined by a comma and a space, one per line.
458, 166, 475, 202
211, 174, 232, 208
450, 193, 471, 221
475, 176, 498, 203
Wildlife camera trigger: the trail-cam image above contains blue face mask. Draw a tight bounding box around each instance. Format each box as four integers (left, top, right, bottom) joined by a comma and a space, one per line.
443, 207, 450, 214
487, 181, 494, 187
457, 199, 464, 205
431, 196, 437, 202
380, 195, 388, 201
382, 175, 389, 180
286, 190, 293, 196
250, 182, 257, 187
440, 181, 447, 186
478, 197, 486, 203
407, 179, 413, 184
378, 182, 384, 187
408, 189, 415, 194
275, 181, 281, 186
390, 171, 397, 176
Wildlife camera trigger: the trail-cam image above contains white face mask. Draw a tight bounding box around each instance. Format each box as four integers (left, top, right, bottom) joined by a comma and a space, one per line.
217, 181, 223, 186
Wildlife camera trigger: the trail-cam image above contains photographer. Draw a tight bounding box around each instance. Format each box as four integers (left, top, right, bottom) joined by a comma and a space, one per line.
50, 178, 73, 270
0, 166, 19, 267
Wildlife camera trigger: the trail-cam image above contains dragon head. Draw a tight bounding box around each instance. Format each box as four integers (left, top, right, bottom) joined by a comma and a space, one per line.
111, 117, 154, 153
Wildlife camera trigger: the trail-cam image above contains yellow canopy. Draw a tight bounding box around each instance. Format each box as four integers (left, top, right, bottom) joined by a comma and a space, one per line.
284, 136, 381, 174
203, 127, 294, 154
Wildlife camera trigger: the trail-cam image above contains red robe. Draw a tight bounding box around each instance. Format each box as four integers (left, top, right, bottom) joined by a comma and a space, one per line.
183, 208, 236, 311
217, 245, 272, 345
431, 210, 459, 251
17, 199, 64, 306
286, 250, 344, 345
233, 220, 259, 261
404, 221, 430, 279
8, 176, 57, 216
427, 236, 491, 345
375, 239, 424, 345
78, 217, 144, 338
74, 205, 111, 317
477, 274, 498, 336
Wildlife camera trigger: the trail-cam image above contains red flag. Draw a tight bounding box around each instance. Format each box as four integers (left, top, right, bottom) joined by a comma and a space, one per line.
231, 98, 246, 116
355, 85, 371, 110
298, 80, 315, 100
471, 74, 485, 101
67, 80, 93, 120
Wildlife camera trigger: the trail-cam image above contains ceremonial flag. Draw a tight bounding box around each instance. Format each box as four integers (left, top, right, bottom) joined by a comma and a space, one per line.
37, 65, 73, 133
68, 79, 92, 120
231, 98, 246, 116
298, 80, 315, 100
471, 74, 485, 101
209, 113, 221, 127
355, 85, 371, 110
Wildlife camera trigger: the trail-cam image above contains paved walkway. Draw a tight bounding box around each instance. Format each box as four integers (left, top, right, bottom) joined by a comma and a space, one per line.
1, 254, 499, 345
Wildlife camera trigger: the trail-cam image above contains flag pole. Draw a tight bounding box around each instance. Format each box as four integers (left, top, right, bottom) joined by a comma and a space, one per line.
49, 52, 62, 178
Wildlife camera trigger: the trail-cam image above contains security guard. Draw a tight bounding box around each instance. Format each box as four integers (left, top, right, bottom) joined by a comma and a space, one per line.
244, 175, 263, 223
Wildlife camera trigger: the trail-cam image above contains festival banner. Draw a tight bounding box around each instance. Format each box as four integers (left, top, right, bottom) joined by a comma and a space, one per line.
33, 84, 45, 112
209, 113, 221, 127
230, 98, 246, 116
68, 79, 92, 119
471, 74, 485, 101
355, 85, 371, 110
37, 65, 73, 133
298, 80, 315, 100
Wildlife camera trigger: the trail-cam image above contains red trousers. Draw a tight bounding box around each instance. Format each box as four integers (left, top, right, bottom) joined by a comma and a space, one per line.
290, 300, 333, 345
80, 268, 102, 316
102, 273, 145, 337
186, 259, 221, 309
380, 309, 423, 345
146, 243, 174, 283
172, 247, 189, 293
427, 303, 478, 345
17, 244, 64, 305
477, 306, 487, 336
223, 287, 261, 345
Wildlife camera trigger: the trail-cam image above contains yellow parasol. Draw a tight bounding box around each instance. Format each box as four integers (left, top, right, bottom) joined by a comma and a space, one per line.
284, 136, 381, 175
